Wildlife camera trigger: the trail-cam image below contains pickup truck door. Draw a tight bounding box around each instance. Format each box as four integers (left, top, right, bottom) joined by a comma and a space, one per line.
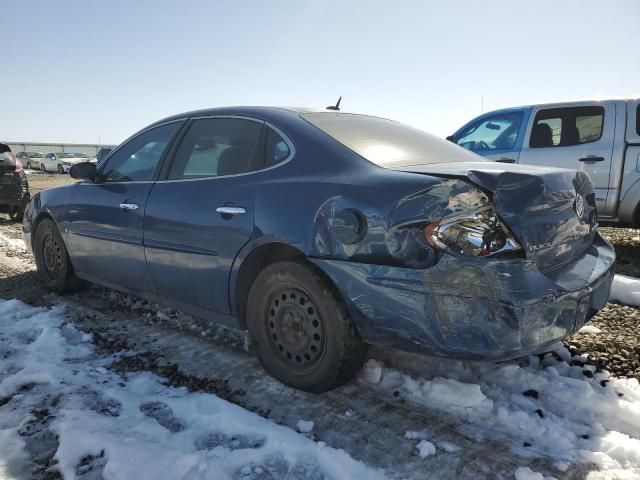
517, 102, 616, 216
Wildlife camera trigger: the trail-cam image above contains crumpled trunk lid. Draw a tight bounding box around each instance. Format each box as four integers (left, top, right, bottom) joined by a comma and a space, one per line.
393, 161, 598, 270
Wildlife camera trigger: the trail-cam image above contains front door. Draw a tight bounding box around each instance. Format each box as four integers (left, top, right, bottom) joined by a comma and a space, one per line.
518, 103, 615, 216
144, 117, 264, 313
66, 121, 183, 290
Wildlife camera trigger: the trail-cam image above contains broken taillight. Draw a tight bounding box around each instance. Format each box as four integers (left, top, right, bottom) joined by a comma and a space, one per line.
424, 205, 522, 257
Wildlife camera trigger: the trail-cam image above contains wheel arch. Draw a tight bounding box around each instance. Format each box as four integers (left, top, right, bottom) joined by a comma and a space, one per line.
231, 241, 350, 331
618, 178, 640, 226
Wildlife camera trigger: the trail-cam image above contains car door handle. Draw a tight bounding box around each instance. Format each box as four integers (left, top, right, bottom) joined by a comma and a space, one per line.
216, 206, 246, 216
119, 203, 139, 211
579, 156, 605, 162
495, 157, 516, 163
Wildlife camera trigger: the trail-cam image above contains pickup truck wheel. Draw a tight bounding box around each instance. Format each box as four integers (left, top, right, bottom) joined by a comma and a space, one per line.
34, 219, 86, 293
246, 260, 366, 392
57, 164, 64, 174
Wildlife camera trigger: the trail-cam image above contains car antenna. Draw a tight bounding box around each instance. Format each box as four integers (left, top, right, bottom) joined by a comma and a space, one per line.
326, 96, 342, 111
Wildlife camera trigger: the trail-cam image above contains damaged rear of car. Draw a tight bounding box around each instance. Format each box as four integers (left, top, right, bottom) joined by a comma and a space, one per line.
302, 112, 614, 361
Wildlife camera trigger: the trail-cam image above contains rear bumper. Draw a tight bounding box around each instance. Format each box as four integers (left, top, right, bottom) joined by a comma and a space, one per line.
311, 234, 615, 361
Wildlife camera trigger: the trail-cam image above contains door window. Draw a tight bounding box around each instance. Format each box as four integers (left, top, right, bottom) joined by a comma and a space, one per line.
530, 106, 604, 148
264, 127, 291, 168
455, 112, 523, 152
98, 122, 181, 183
168, 118, 262, 180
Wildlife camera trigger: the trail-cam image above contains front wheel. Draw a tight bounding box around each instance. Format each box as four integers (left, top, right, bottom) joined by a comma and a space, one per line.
34, 219, 87, 293
57, 164, 64, 174
40, 163, 46, 172
246, 260, 366, 392
26, 161, 32, 169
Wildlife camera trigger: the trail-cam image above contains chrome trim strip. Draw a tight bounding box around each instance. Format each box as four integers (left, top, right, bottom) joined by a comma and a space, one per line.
143, 238, 218, 256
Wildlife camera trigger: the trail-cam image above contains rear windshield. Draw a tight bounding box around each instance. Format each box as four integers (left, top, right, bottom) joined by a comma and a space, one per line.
301, 112, 483, 167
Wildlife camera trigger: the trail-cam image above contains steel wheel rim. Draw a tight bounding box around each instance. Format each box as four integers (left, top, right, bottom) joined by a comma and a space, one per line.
266, 287, 326, 371
42, 234, 63, 280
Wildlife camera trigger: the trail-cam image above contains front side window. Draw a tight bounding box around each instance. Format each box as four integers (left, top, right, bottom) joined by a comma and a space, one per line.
168, 118, 262, 180
530, 106, 604, 148
99, 122, 181, 183
636, 105, 640, 136
455, 112, 523, 152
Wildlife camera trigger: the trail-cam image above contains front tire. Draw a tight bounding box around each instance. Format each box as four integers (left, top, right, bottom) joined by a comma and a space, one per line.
41, 163, 46, 173
26, 161, 32, 169
57, 164, 64, 174
246, 260, 366, 392
34, 219, 86, 293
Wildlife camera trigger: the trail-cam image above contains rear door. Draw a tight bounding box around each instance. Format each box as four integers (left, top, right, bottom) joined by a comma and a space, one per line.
452, 109, 526, 163
518, 102, 615, 216
143, 116, 267, 313
66, 120, 183, 291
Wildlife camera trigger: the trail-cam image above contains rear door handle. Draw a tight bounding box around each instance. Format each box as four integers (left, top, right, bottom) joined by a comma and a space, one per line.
579, 156, 605, 162
119, 203, 139, 211
216, 206, 246, 216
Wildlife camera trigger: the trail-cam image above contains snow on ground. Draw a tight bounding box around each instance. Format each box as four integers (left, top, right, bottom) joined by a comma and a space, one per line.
0, 299, 386, 480
363, 345, 640, 479
610, 274, 640, 307
0, 234, 25, 251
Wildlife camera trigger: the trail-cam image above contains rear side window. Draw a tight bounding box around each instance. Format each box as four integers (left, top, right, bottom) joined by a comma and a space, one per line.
264, 127, 291, 168
530, 106, 604, 148
99, 122, 181, 183
168, 118, 262, 180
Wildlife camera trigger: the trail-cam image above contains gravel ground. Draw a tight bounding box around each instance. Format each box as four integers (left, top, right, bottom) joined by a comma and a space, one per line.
1, 173, 639, 383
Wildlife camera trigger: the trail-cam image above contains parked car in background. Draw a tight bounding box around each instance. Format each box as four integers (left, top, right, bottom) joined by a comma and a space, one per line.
450, 98, 640, 226
0, 143, 30, 221
23, 107, 614, 392
96, 147, 114, 163
16, 151, 45, 170
41, 152, 91, 173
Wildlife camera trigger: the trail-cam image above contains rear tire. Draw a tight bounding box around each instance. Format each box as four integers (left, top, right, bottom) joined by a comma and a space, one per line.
41, 163, 46, 173
26, 162, 32, 169
57, 164, 64, 174
246, 260, 366, 392
7, 197, 27, 222
34, 219, 87, 293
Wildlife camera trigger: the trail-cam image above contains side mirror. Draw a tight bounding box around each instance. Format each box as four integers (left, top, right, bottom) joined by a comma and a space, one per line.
445, 135, 456, 143
69, 162, 96, 182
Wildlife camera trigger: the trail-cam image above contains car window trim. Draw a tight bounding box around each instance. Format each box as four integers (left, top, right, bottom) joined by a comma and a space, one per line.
156, 114, 296, 183
94, 118, 187, 184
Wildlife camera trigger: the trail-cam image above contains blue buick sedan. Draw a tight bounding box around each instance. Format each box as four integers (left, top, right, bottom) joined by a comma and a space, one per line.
23, 107, 615, 392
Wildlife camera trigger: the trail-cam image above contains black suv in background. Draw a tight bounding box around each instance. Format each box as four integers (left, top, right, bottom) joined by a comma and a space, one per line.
0, 143, 30, 221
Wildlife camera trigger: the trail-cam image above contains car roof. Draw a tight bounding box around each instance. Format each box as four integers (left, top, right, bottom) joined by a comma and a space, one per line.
147, 106, 376, 128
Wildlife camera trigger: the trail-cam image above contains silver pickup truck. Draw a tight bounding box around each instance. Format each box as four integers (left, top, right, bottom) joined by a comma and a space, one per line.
450, 99, 640, 226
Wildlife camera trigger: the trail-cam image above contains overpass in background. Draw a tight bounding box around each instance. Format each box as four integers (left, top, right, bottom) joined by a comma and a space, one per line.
1, 141, 118, 157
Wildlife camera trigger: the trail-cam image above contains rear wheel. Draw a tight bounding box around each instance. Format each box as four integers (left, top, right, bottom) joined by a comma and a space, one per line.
7, 197, 27, 222
57, 164, 64, 174
26, 161, 32, 169
246, 260, 366, 392
34, 219, 86, 293
40, 163, 46, 172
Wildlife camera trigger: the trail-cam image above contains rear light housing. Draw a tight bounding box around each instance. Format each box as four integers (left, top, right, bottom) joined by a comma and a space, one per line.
424, 205, 522, 257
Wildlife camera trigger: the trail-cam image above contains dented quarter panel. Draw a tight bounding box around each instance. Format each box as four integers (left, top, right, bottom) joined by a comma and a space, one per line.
310, 234, 614, 360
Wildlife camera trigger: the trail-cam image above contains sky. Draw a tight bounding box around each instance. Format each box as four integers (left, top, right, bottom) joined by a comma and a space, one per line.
1, 0, 639, 145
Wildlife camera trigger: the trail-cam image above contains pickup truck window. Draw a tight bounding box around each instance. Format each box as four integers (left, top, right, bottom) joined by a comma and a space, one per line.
454, 112, 523, 152
530, 106, 604, 148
